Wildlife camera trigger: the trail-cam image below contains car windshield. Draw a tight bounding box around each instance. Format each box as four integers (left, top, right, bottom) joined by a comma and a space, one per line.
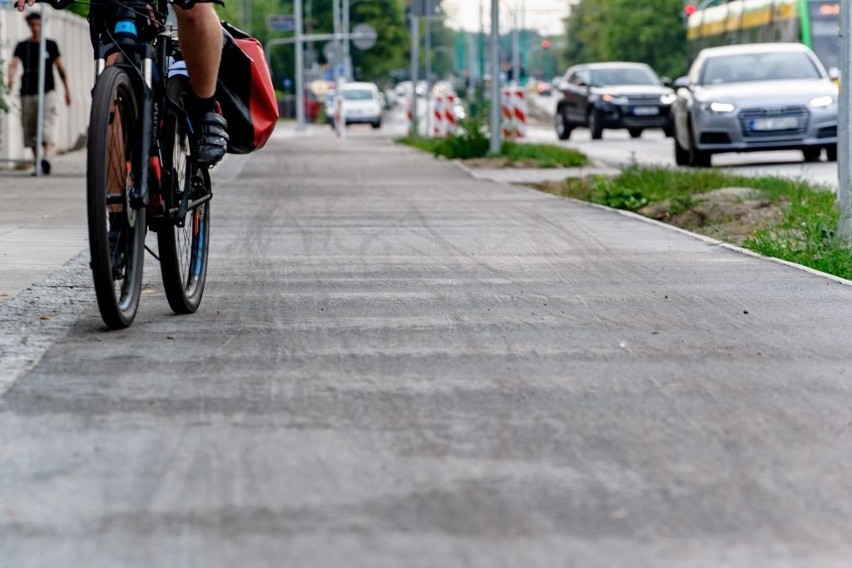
701, 51, 822, 85
589, 67, 659, 86
343, 89, 374, 101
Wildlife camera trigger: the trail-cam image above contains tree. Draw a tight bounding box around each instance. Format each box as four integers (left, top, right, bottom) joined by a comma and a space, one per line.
217, 0, 410, 85
564, 0, 689, 79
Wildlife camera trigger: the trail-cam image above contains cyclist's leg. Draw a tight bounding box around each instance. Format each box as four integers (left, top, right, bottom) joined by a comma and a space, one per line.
174, 4, 228, 165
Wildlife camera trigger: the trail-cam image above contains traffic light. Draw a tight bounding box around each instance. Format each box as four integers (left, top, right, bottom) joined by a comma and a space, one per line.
541, 39, 551, 50
411, 0, 442, 18
683, 2, 697, 17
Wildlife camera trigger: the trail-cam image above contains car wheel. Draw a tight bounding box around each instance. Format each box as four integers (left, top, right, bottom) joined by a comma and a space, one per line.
371, 120, 382, 130
802, 147, 822, 163
687, 122, 711, 168
628, 128, 643, 139
589, 109, 603, 140
555, 109, 573, 140
827, 144, 838, 162
663, 123, 674, 138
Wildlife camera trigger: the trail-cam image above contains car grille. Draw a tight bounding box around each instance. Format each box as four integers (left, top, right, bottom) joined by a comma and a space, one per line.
738, 106, 809, 138
626, 95, 662, 105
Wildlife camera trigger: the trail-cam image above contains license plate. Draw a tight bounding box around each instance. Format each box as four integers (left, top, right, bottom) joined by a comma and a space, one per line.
633, 106, 659, 116
750, 117, 799, 131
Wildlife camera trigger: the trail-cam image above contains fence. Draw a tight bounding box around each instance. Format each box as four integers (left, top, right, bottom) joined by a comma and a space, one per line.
0, 6, 92, 167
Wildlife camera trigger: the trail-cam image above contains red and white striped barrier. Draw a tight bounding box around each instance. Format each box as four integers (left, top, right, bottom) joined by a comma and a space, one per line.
432, 95, 446, 138
443, 93, 458, 136
501, 88, 528, 139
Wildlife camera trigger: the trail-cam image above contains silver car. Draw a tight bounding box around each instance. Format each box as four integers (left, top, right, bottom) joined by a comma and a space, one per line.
672, 43, 838, 167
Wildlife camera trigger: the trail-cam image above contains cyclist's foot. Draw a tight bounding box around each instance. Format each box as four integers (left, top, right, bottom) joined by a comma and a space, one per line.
191, 104, 229, 167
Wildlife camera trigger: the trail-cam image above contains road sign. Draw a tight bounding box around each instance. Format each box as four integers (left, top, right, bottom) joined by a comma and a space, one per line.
323, 41, 343, 64
266, 14, 296, 32
352, 23, 378, 50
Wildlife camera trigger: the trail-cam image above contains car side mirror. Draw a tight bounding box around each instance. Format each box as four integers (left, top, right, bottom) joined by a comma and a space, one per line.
661, 76, 672, 87
673, 76, 691, 89
829, 67, 840, 81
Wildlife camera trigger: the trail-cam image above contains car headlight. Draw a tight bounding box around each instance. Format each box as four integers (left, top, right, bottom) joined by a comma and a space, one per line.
602, 93, 629, 105
699, 101, 736, 114
809, 95, 834, 108
660, 93, 677, 105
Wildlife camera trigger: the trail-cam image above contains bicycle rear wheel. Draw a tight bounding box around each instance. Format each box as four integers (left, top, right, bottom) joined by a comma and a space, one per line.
158, 75, 211, 314
87, 66, 146, 329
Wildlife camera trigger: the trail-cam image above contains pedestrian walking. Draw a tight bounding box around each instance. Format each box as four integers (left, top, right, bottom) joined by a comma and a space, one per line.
6, 11, 72, 175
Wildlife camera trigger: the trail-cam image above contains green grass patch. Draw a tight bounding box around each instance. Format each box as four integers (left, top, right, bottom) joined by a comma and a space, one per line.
398, 133, 588, 167
541, 164, 852, 280
501, 142, 588, 168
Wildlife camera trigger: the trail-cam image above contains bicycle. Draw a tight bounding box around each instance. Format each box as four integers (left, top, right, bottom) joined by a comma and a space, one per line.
42, 0, 215, 328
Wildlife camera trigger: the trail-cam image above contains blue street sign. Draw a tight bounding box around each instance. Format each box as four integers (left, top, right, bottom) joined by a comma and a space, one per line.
266, 14, 296, 33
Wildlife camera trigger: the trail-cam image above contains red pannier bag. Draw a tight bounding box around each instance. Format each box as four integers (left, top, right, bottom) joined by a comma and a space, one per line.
217, 22, 278, 154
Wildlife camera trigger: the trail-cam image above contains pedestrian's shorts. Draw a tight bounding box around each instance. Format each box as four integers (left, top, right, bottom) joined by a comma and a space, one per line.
21, 92, 57, 148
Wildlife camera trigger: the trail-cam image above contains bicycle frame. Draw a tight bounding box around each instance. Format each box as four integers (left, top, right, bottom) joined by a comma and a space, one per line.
88, 0, 187, 213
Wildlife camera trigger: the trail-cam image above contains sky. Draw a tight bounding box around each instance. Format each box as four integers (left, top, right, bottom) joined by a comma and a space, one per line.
442, 0, 575, 36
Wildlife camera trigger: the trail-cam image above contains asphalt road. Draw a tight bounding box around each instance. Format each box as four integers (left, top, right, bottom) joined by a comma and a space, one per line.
3, 124, 852, 567
528, 93, 840, 187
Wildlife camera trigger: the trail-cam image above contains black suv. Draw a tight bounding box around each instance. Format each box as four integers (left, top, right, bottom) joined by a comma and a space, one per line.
555, 62, 676, 140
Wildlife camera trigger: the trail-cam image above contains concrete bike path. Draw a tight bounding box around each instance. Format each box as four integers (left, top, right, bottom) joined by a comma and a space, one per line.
2, 127, 852, 566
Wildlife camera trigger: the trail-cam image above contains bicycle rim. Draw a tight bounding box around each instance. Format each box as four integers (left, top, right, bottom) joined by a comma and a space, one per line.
158, 75, 211, 314
87, 66, 146, 330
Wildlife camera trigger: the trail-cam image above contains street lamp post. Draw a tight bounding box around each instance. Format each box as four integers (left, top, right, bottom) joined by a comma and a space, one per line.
489, 0, 501, 154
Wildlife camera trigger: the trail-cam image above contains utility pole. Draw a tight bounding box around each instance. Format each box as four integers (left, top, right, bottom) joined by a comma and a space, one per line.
343, 0, 351, 80
424, 0, 432, 136
478, 0, 485, 119
410, 11, 420, 137
511, 8, 520, 86
34, 4, 48, 175
295, 0, 306, 131
839, 0, 852, 238
489, 0, 501, 154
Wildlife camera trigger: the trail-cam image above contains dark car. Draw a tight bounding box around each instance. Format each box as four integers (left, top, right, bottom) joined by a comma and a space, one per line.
554, 62, 675, 140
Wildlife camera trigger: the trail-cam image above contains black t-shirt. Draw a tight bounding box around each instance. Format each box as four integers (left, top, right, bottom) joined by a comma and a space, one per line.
13, 39, 60, 96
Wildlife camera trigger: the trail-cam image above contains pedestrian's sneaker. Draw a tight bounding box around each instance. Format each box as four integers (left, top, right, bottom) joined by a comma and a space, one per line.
192, 107, 229, 167
41, 159, 51, 175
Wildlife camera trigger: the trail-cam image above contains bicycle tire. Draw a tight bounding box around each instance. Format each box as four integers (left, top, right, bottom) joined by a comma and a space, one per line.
158, 75, 211, 314
87, 66, 146, 329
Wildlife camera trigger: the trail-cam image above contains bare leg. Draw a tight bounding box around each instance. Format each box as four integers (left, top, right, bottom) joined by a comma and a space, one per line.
174, 4, 221, 98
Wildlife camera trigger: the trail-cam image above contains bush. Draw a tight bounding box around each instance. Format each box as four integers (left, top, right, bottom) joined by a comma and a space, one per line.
432, 119, 490, 160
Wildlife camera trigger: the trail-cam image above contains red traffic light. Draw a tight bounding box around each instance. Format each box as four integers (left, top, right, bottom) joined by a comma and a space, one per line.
541, 39, 551, 50
683, 2, 697, 16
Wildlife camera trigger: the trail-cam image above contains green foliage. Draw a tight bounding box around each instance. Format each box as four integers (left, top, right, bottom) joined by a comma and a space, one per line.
398, 127, 590, 167
564, 0, 689, 79
501, 142, 588, 168
217, 0, 410, 86
598, 186, 649, 211
432, 120, 490, 159
742, 185, 852, 279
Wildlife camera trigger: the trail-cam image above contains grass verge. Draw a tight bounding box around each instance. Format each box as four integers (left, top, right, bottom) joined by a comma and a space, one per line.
537, 164, 852, 280
398, 135, 588, 168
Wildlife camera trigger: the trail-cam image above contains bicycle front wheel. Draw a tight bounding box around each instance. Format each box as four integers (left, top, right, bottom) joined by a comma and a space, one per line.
87, 66, 146, 329
158, 75, 211, 314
